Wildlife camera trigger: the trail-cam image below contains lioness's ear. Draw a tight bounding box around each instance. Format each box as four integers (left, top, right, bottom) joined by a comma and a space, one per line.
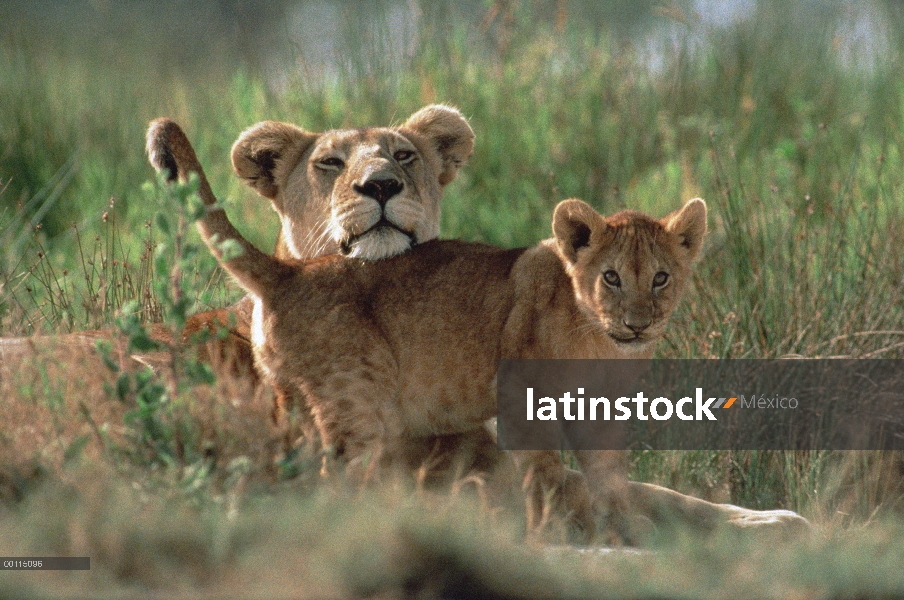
663, 198, 707, 260
231, 121, 318, 200
401, 105, 475, 186
552, 199, 604, 263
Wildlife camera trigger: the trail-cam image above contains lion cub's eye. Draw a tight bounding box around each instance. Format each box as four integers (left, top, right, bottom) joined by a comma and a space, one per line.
393, 150, 416, 164
602, 270, 621, 287
652, 271, 669, 288
315, 157, 345, 171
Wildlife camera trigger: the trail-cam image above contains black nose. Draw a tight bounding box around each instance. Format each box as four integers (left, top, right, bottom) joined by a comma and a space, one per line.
623, 319, 651, 334
354, 176, 404, 205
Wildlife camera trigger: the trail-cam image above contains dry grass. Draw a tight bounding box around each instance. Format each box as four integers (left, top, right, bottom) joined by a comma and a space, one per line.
3, 1, 904, 596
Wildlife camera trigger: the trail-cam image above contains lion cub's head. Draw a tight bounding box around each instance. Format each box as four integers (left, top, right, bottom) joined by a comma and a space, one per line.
552, 198, 707, 354
231, 105, 474, 260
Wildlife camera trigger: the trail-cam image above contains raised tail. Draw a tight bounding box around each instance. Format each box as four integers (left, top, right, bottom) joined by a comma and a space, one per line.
146, 118, 289, 299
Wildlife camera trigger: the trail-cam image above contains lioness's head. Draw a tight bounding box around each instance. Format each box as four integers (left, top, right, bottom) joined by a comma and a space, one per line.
231, 105, 474, 260
553, 198, 707, 353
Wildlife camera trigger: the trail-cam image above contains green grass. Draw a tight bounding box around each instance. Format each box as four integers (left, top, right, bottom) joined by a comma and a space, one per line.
2, 1, 904, 597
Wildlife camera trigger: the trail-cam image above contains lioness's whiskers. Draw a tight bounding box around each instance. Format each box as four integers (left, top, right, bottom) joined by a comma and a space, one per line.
299, 226, 335, 260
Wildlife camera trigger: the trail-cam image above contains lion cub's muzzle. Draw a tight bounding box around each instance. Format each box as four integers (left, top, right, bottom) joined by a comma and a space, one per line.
607, 319, 663, 352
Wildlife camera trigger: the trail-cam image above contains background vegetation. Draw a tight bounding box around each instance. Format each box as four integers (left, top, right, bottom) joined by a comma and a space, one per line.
1, 0, 904, 596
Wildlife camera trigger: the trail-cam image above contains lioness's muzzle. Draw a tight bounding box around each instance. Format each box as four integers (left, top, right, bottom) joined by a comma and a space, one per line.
340, 219, 416, 255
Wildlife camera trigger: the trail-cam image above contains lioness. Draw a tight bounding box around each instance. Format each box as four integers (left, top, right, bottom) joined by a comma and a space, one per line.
150, 120, 809, 544
173, 106, 473, 385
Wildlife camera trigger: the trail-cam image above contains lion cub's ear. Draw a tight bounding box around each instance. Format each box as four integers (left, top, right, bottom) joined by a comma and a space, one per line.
662, 198, 707, 261
232, 121, 318, 200
401, 105, 475, 186
552, 199, 605, 263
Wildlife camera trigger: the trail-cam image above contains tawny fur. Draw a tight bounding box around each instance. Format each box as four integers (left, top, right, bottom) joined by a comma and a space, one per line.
149, 119, 809, 544
159, 107, 476, 414
149, 115, 507, 492
230, 105, 474, 261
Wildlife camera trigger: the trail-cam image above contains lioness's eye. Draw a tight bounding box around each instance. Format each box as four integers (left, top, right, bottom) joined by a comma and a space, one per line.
315, 157, 345, 171
603, 270, 621, 287
393, 150, 416, 164
652, 272, 669, 288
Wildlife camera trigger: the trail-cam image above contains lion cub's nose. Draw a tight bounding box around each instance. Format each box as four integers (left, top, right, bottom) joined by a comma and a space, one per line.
354, 176, 404, 206
623, 318, 651, 334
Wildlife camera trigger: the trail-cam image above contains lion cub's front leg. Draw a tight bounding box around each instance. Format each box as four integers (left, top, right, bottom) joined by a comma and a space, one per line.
511, 449, 595, 543
291, 343, 404, 483
516, 449, 653, 545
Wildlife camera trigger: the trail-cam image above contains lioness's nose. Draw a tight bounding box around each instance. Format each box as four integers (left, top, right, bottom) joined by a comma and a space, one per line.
354, 175, 404, 205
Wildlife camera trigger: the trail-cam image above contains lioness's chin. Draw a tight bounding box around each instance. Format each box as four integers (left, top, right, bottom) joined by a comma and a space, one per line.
343, 227, 416, 260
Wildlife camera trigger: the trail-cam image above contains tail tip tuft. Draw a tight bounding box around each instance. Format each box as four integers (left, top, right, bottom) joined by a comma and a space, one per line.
146, 118, 183, 182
